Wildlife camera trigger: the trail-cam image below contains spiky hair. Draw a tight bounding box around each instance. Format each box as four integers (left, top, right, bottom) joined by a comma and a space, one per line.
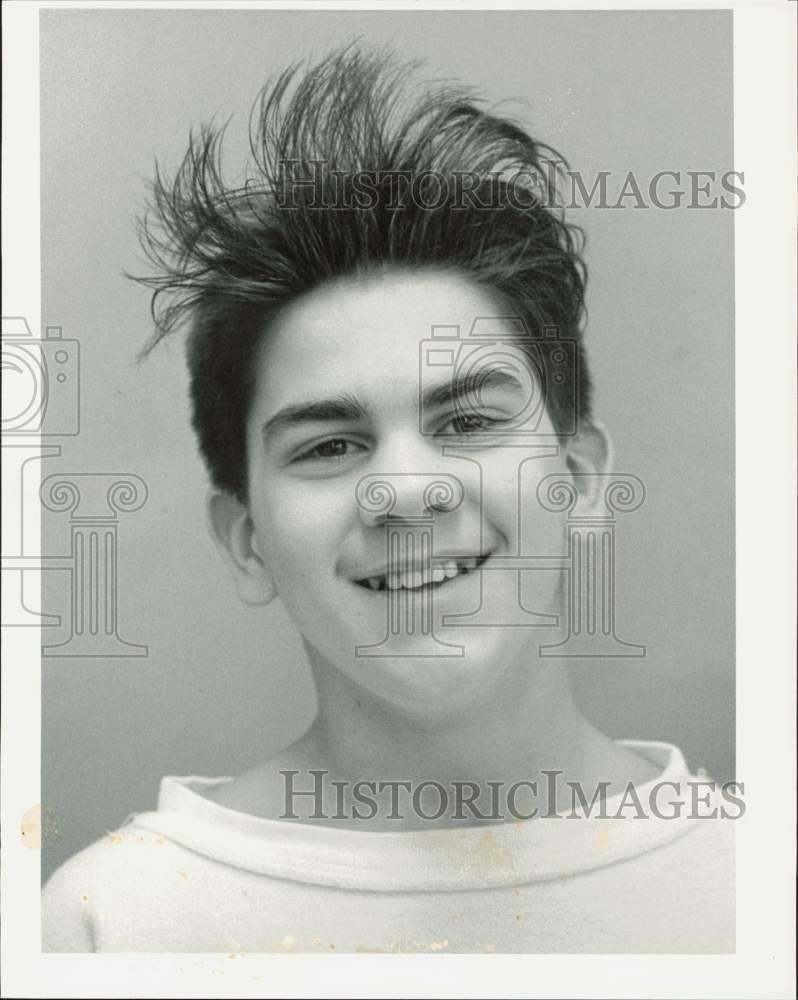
134, 45, 591, 501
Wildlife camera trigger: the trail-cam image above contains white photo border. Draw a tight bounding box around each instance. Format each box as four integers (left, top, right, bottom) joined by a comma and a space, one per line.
2, 1, 795, 997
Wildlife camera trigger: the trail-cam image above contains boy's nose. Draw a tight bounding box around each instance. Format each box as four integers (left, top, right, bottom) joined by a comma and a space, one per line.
355, 472, 464, 527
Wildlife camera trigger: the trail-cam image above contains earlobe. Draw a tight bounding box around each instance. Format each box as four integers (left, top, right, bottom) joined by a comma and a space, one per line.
206, 490, 277, 606
564, 418, 614, 512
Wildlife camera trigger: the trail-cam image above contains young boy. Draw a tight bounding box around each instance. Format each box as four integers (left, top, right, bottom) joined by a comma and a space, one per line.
42, 46, 735, 954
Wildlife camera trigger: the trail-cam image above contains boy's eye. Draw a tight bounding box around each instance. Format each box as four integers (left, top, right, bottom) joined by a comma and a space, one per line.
438, 412, 506, 435
294, 438, 366, 462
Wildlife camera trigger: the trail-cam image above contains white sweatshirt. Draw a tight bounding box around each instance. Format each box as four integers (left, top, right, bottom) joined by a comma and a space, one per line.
42, 741, 735, 953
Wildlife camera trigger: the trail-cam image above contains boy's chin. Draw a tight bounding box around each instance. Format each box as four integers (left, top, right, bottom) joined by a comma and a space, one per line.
338, 648, 514, 724
303, 626, 542, 722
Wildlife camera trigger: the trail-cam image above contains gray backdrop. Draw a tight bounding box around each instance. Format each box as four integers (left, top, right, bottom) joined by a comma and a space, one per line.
40, 9, 734, 881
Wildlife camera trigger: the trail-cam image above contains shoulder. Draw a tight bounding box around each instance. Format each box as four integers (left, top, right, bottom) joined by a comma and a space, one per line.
667, 811, 736, 876
631, 814, 736, 948
41, 822, 194, 952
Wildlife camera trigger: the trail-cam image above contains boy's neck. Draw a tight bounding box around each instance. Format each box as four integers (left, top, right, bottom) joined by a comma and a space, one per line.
292, 644, 659, 817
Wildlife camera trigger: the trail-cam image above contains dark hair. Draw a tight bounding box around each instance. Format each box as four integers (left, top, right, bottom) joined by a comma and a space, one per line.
134, 45, 591, 502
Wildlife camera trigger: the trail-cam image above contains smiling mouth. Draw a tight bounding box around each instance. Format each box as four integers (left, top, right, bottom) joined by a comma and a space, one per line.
353, 553, 491, 593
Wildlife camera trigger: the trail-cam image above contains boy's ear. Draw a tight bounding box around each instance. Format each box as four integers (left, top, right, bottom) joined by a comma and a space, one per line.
563, 418, 614, 512
206, 490, 277, 606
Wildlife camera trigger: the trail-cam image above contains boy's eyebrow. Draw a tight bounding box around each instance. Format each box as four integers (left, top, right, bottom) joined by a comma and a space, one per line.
261, 368, 527, 440
260, 394, 367, 440
422, 367, 528, 410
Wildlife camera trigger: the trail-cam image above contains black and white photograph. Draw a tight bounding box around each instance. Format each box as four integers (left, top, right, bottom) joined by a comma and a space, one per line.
1, 1, 795, 997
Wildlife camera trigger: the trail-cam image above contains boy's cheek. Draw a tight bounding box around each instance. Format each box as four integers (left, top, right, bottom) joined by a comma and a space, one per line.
257, 483, 352, 541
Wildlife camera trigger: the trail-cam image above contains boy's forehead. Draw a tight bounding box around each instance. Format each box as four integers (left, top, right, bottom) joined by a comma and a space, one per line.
250, 270, 511, 413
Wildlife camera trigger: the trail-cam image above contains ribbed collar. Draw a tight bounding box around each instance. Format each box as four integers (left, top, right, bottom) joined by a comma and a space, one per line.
131, 740, 706, 891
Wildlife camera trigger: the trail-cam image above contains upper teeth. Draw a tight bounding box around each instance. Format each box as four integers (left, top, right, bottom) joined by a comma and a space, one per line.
363, 558, 481, 591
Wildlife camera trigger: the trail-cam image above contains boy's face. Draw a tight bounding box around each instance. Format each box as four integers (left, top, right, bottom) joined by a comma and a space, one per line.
212, 269, 607, 720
